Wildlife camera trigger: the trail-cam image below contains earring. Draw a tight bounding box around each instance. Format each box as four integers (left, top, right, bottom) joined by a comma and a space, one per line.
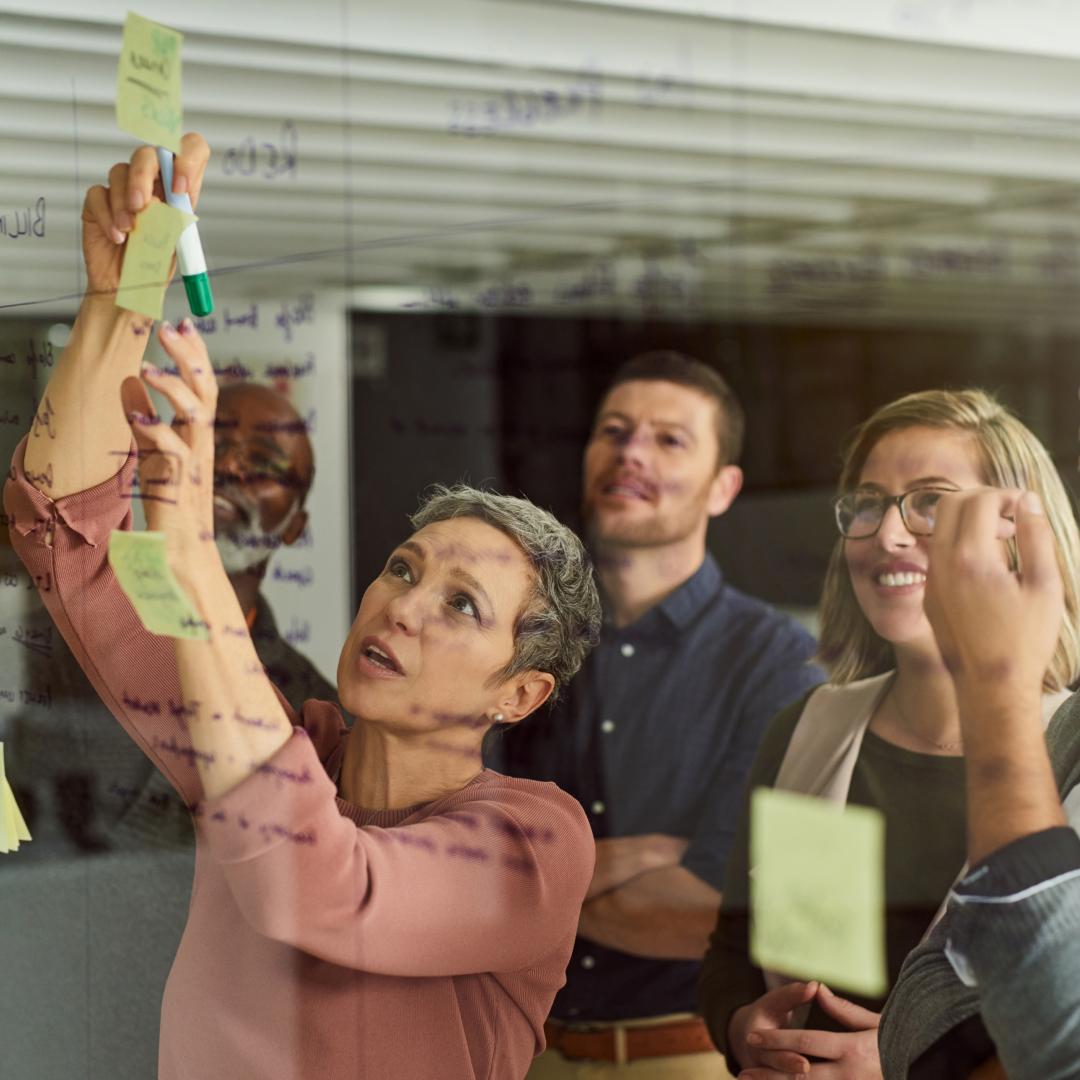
491, 712, 505, 724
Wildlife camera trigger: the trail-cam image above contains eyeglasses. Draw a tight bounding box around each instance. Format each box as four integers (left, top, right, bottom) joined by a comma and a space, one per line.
834, 487, 956, 539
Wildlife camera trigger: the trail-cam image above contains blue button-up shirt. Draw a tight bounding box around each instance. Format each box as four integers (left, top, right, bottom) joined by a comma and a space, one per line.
495, 554, 825, 1020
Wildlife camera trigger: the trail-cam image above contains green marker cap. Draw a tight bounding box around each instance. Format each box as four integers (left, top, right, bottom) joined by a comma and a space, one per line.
183, 273, 214, 317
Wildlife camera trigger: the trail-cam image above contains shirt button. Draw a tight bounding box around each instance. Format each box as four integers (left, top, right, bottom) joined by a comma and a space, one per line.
620, 643, 635, 658
590, 800, 606, 815
581, 955, 596, 969
600, 719, 616, 734
567, 1007, 580, 1017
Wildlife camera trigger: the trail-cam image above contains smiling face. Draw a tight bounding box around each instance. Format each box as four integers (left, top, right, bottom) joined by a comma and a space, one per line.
337, 517, 539, 733
845, 425, 986, 649
582, 379, 739, 550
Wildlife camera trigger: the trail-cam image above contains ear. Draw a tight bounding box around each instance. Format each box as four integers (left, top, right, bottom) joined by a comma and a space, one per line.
496, 672, 556, 726
707, 464, 743, 518
281, 507, 308, 547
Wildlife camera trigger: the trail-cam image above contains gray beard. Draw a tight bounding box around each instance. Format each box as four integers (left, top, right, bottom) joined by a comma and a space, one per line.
215, 501, 300, 576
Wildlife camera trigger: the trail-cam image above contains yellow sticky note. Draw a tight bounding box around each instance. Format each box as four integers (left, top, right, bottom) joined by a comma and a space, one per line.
116, 12, 183, 151
108, 530, 210, 640
115, 201, 195, 319
750, 788, 886, 997
0, 743, 32, 854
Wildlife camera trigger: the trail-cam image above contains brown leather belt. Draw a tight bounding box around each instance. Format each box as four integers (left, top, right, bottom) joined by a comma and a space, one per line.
544, 1016, 715, 1064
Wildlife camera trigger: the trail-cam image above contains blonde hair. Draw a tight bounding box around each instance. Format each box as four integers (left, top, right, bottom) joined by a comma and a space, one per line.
818, 388, 1080, 691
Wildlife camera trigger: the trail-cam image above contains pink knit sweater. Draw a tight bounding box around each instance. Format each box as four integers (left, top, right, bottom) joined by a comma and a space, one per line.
5, 439, 594, 1080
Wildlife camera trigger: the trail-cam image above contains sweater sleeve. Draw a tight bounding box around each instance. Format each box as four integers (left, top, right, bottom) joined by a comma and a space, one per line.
201, 734, 596, 977
698, 689, 816, 1073
4, 435, 204, 806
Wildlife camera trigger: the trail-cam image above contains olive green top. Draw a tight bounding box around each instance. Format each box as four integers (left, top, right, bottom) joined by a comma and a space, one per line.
699, 687, 968, 1072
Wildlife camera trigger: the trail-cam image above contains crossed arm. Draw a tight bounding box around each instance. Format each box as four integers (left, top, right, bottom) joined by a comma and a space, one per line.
576, 834, 720, 959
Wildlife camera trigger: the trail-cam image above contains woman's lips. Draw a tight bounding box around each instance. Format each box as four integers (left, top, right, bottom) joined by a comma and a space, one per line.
355, 652, 405, 680
871, 568, 927, 596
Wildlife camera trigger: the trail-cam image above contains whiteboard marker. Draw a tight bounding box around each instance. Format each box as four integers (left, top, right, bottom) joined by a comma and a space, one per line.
156, 147, 214, 316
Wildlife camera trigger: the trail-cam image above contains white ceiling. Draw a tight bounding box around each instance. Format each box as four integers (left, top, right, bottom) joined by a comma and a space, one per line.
3, 0, 1080, 328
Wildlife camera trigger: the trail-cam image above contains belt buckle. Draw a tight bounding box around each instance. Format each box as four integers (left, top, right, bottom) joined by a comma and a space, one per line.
613, 1026, 628, 1066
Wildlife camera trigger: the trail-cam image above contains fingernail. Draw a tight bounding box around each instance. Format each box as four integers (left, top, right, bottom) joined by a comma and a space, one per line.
130, 189, 145, 211
116, 211, 133, 232
174, 174, 189, 195
161, 321, 177, 337
179, 317, 194, 335
746, 1032, 762, 1045
111, 228, 126, 245
1021, 492, 1045, 516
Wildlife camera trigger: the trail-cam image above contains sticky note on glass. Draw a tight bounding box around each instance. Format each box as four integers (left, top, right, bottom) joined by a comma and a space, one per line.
108, 530, 209, 640
116, 12, 183, 151
0, 743, 32, 854
115, 202, 196, 319
750, 788, 886, 997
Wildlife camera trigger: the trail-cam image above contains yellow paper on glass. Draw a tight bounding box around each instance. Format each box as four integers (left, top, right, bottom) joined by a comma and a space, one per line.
116, 12, 183, 151
115, 201, 196, 319
750, 787, 886, 997
0, 743, 32, 854
108, 530, 209, 640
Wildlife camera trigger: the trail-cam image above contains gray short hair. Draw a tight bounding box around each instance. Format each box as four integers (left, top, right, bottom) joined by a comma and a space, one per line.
410, 484, 601, 700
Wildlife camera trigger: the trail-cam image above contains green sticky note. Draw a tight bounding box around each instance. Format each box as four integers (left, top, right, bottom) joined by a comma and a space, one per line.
116, 12, 183, 151
115, 201, 196, 319
0, 743, 31, 854
108, 530, 209, 640
750, 788, 886, 997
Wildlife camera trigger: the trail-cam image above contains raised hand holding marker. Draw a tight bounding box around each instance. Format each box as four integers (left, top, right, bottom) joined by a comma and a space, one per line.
157, 146, 214, 316
115, 12, 212, 316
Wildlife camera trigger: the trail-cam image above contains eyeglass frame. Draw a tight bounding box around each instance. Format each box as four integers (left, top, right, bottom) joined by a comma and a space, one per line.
833, 485, 958, 539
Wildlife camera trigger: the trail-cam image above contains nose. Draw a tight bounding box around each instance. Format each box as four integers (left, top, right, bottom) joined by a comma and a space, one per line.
383, 584, 425, 636
876, 503, 916, 551
214, 442, 245, 480
615, 425, 651, 468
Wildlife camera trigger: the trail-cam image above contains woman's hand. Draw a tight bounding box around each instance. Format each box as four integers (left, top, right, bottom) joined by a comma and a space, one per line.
81, 132, 210, 298
121, 319, 217, 566
727, 982, 819, 1076
736, 985, 882, 1079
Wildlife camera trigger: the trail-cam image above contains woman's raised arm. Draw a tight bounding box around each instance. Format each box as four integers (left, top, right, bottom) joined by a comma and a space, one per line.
23, 134, 210, 498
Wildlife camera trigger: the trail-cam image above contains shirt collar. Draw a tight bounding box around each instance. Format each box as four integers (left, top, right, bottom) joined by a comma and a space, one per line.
608, 553, 723, 635
657, 553, 722, 631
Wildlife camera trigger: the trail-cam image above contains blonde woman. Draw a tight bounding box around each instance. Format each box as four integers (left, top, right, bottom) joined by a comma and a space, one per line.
699, 389, 1080, 1080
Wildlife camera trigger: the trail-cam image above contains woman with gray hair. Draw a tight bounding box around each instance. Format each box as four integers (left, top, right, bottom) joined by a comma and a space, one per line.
5, 137, 601, 1080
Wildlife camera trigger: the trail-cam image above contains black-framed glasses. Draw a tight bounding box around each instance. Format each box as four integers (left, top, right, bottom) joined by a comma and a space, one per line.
834, 487, 955, 539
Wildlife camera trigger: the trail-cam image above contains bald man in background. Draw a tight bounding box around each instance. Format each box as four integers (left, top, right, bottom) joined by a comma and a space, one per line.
209, 382, 335, 714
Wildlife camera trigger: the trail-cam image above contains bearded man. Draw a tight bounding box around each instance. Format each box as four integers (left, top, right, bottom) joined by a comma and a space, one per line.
210, 382, 334, 709
497, 351, 824, 1078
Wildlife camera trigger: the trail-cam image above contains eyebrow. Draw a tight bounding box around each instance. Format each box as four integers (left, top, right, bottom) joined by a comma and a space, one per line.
857, 475, 961, 491
398, 540, 496, 620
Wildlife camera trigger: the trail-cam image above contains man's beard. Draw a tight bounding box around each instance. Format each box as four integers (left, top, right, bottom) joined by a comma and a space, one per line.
584, 484, 710, 551
214, 488, 301, 575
